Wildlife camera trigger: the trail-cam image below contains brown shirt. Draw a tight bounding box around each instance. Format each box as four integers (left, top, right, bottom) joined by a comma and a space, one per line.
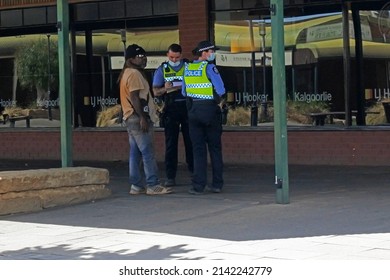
119, 68, 150, 121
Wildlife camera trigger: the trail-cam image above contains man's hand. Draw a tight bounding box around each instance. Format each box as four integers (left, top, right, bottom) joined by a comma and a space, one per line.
139, 116, 149, 132
129, 90, 149, 132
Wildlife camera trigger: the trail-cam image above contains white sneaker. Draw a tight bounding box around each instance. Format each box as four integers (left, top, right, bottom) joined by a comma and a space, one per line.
146, 185, 173, 195
129, 185, 146, 195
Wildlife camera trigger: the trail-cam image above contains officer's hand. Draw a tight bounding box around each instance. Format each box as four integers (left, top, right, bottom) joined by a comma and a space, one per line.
164, 81, 173, 90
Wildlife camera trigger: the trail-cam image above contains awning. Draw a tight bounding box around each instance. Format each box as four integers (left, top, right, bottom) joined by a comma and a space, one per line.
0, 30, 179, 57
296, 38, 390, 59
106, 30, 179, 53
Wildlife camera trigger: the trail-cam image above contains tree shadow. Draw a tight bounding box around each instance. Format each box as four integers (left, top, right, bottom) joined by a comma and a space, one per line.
0, 243, 206, 260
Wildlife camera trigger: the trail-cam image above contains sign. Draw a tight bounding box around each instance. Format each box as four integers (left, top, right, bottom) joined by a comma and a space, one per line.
216, 51, 292, 67
306, 20, 372, 42
110, 56, 167, 70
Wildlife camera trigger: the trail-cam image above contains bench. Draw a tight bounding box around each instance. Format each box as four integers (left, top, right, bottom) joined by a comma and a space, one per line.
307, 111, 346, 126
8, 115, 32, 128
307, 111, 380, 126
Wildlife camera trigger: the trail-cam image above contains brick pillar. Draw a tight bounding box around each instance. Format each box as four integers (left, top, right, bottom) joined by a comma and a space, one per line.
178, 0, 209, 60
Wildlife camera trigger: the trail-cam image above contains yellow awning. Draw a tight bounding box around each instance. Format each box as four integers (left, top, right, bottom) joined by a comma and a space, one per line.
296, 39, 390, 59
106, 30, 179, 53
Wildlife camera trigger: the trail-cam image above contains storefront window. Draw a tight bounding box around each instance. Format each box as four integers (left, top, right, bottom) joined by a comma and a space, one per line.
0, 0, 179, 129
75, 27, 178, 128
0, 27, 178, 128
212, 5, 390, 126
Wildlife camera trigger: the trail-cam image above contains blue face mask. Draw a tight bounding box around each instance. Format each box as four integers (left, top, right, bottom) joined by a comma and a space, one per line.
207, 52, 216, 62
168, 60, 180, 67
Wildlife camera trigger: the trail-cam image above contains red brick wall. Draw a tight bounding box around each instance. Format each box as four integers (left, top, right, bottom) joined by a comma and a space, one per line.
178, 0, 209, 59
1, 128, 389, 166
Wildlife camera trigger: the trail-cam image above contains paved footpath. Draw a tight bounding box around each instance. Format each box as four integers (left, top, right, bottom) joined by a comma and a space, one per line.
0, 160, 390, 260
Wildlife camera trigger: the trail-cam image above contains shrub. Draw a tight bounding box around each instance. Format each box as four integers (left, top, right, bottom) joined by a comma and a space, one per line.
365, 101, 388, 125
286, 100, 329, 124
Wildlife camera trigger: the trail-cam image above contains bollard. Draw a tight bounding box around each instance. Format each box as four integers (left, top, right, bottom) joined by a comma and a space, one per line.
250, 105, 258, 126
260, 102, 268, 122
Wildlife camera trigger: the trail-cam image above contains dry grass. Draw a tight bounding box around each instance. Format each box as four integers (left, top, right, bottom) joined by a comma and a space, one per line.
226, 106, 251, 126
3, 101, 386, 127
96, 105, 122, 127
225, 104, 275, 126
286, 100, 329, 124
365, 101, 389, 125
2, 107, 29, 117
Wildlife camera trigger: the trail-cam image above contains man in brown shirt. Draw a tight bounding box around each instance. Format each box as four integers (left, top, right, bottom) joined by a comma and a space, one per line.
119, 44, 172, 195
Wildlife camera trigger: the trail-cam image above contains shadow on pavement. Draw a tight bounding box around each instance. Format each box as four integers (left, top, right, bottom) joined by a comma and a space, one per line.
1, 160, 390, 242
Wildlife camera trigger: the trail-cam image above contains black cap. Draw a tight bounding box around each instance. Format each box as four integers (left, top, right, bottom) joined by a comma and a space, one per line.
192, 40, 219, 55
125, 44, 146, 60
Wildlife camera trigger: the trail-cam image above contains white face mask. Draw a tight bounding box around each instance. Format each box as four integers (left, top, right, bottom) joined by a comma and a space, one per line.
207, 52, 216, 62
168, 60, 180, 67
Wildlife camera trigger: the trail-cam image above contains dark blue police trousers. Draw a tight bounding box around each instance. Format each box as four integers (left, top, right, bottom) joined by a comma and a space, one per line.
187, 101, 223, 191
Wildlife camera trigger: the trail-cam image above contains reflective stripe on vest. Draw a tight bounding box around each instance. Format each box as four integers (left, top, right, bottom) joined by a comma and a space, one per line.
163, 63, 184, 82
184, 61, 213, 99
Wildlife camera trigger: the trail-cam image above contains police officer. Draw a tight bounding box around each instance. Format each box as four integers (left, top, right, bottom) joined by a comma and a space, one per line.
153, 44, 193, 187
182, 40, 226, 195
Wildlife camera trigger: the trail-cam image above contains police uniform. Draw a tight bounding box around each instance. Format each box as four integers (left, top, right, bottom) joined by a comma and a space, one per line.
152, 60, 194, 182
182, 42, 225, 194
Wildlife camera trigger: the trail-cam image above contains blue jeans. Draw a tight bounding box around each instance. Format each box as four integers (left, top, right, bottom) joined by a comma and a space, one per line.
125, 117, 160, 188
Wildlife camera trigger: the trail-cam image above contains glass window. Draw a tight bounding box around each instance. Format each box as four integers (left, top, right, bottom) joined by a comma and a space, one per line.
212, 6, 390, 126
242, 0, 257, 9
126, 0, 153, 17
1, 10, 23, 27
100, 1, 125, 19
212, 0, 243, 10
153, 0, 178, 15
211, 0, 257, 10
24, 8, 47, 25
0, 58, 14, 101
47, 6, 57, 24
74, 3, 99, 21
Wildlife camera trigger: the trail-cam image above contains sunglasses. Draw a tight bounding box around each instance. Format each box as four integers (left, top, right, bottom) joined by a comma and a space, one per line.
135, 54, 146, 58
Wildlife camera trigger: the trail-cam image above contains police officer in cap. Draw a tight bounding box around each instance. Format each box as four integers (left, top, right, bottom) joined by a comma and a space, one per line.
153, 44, 193, 187
182, 40, 226, 195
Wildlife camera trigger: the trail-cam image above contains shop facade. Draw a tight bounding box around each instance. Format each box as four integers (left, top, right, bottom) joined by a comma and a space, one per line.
1, 0, 390, 127
1, 1, 390, 166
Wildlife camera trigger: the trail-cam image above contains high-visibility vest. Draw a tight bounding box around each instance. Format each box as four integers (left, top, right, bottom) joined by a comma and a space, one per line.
162, 63, 184, 83
184, 61, 213, 100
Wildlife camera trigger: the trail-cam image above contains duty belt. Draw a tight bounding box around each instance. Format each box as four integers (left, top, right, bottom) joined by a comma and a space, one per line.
190, 98, 216, 105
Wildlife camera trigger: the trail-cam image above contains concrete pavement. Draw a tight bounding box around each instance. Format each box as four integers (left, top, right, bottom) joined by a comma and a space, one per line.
0, 160, 390, 260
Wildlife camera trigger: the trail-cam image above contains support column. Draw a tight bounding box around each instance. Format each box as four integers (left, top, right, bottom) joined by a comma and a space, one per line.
343, 1, 352, 126
57, 0, 73, 167
271, 0, 289, 204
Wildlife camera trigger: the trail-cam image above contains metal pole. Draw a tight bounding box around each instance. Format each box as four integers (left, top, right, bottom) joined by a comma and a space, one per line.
57, 0, 73, 167
271, 0, 289, 204
121, 29, 127, 57
352, 7, 365, 126
249, 20, 258, 126
259, 21, 268, 121
250, 51, 258, 126
342, 1, 352, 126
47, 34, 52, 121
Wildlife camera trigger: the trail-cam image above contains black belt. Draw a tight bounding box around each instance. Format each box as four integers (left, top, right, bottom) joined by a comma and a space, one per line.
191, 98, 216, 104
